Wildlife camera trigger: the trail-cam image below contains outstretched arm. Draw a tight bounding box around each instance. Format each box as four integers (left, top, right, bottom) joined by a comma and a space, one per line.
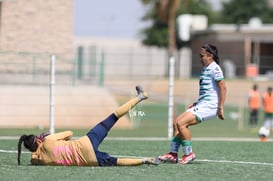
45, 131, 73, 141
117, 157, 159, 166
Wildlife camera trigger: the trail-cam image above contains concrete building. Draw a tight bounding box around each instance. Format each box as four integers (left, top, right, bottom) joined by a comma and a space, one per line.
0, 0, 73, 57
0, 0, 74, 85
191, 20, 273, 79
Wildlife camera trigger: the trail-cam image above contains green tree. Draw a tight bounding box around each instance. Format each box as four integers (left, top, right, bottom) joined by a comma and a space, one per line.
220, 0, 273, 24
176, 0, 218, 24
141, 0, 180, 56
141, 0, 217, 50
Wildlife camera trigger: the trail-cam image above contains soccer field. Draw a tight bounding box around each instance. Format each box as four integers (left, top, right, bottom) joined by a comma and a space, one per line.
1, 138, 273, 181
1, 103, 273, 181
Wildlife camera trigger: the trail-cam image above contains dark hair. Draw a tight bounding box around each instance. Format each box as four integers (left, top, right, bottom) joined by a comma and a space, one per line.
17, 134, 38, 165
202, 44, 219, 64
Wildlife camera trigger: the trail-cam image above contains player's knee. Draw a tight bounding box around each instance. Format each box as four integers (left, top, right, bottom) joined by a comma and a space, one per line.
175, 120, 187, 129
176, 117, 197, 129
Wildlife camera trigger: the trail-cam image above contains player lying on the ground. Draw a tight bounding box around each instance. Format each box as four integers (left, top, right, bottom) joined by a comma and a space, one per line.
17, 86, 159, 166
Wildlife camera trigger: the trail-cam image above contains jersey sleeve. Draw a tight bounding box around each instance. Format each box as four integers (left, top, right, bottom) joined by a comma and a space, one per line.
45, 131, 73, 141
213, 64, 224, 81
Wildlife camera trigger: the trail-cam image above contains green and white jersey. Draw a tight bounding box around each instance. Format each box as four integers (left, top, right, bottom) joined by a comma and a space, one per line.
198, 61, 224, 107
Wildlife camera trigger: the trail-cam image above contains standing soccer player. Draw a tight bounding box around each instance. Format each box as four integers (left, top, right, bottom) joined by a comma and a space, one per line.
258, 86, 273, 142
159, 44, 227, 164
248, 84, 260, 127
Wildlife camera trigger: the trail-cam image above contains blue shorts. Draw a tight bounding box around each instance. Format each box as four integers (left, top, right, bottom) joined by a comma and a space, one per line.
86, 113, 118, 166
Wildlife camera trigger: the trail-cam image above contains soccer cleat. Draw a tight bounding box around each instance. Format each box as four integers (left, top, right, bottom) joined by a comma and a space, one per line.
136, 85, 148, 101
158, 152, 178, 163
180, 152, 196, 165
143, 157, 160, 165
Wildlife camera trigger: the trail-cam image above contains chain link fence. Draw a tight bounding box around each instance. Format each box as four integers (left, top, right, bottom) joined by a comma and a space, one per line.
0, 49, 273, 130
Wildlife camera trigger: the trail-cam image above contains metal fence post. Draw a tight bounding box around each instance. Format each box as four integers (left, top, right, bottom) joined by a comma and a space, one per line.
99, 50, 105, 87
49, 55, 56, 134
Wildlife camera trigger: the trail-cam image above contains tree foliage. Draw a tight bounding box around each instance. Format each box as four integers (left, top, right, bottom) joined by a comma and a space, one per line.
140, 0, 168, 48
219, 0, 273, 24
176, 0, 217, 24
140, 0, 216, 49
140, 0, 273, 49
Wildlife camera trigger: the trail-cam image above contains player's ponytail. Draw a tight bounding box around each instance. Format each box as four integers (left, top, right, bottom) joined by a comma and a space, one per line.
17, 134, 37, 165
18, 135, 27, 165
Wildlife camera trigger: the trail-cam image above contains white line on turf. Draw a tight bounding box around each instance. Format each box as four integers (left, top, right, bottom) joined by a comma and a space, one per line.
197, 159, 273, 166
1, 136, 272, 142
0, 136, 273, 142
1, 149, 273, 166
113, 155, 273, 166
0, 149, 29, 154
106, 137, 273, 142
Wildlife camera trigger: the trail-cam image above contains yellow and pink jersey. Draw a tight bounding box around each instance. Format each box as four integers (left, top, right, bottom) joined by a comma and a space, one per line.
31, 131, 98, 166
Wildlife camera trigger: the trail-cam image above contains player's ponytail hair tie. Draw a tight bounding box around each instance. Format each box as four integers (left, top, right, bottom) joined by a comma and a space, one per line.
38, 132, 50, 141
202, 44, 219, 64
